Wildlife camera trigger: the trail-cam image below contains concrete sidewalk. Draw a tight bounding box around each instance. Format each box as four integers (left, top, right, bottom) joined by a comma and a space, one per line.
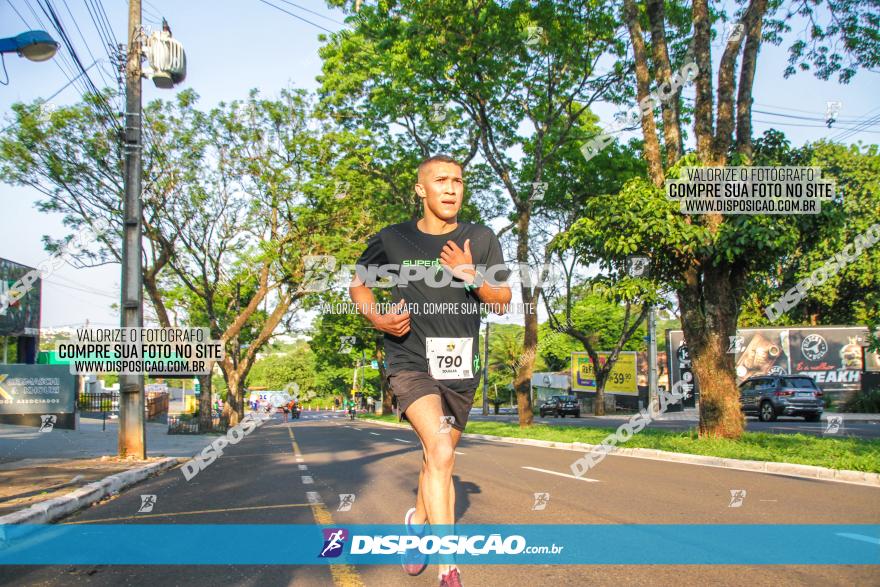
0, 417, 217, 464
0, 456, 172, 517
0, 416, 255, 524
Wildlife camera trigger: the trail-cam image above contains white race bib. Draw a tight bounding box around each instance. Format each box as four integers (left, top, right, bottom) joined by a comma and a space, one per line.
426, 337, 474, 380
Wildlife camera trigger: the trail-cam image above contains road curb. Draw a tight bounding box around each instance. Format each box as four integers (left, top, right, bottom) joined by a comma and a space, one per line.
0, 457, 180, 542
363, 418, 880, 488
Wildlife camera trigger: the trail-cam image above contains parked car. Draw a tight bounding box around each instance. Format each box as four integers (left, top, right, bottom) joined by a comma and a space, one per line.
738, 375, 824, 422
539, 395, 580, 418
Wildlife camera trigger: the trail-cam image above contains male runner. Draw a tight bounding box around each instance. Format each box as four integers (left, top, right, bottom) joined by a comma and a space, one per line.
350, 154, 511, 587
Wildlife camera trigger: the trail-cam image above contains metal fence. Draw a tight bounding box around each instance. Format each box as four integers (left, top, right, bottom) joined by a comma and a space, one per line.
167, 415, 225, 434
78, 392, 119, 413
78, 391, 169, 422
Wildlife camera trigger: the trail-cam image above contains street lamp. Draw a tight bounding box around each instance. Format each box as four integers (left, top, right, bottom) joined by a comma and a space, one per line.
0, 30, 59, 62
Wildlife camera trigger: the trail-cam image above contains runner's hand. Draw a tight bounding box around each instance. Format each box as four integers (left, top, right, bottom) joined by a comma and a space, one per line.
371, 298, 410, 337
440, 239, 475, 283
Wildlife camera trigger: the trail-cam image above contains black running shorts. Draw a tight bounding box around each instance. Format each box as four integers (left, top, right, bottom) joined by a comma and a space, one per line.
387, 370, 476, 432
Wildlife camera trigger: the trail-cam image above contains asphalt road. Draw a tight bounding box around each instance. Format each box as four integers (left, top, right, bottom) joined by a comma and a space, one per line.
2, 411, 878, 587
468, 412, 880, 439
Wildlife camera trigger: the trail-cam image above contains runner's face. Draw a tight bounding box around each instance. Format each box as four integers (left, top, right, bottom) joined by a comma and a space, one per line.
416, 162, 464, 221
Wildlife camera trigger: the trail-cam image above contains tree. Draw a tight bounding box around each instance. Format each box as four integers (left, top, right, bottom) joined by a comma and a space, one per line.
0, 90, 186, 327
738, 134, 880, 326
159, 90, 365, 426
543, 286, 652, 414
573, 0, 880, 437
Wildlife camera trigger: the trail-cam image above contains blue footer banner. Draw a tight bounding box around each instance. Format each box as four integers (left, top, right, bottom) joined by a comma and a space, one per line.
0, 524, 877, 565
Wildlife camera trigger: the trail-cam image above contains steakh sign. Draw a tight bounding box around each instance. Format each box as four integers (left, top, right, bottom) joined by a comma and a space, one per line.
667, 326, 877, 402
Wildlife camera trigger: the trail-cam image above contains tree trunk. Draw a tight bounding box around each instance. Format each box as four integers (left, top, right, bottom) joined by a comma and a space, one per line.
678, 264, 745, 438
623, 0, 666, 185
514, 212, 535, 427
222, 371, 244, 427
198, 373, 213, 432
143, 273, 171, 328
593, 366, 610, 416
376, 346, 392, 415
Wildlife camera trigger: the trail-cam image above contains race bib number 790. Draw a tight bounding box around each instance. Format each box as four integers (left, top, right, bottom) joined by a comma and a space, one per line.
426, 337, 474, 380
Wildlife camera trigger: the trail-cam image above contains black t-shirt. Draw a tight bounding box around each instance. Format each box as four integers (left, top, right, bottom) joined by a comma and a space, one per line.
356, 220, 510, 391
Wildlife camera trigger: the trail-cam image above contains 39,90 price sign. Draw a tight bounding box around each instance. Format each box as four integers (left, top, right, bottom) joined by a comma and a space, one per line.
571, 351, 638, 395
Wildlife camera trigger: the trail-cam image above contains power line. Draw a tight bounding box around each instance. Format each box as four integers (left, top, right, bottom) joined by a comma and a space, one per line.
752, 108, 861, 123
754, 102, 833, 116
142, 0, 161, 23
84, 0, 118, 50
828, 105, 880, 142
60, 0, 114, 90
830, 112, 880, 143
82, 0, 124, 89
752, 118, 880, 133
0, 57, 103, 134
16, 0, 93, 97
255, 0, 335, 33
38, 0, 123, 132
273, 0, 346, 26
45, 279, 118, 299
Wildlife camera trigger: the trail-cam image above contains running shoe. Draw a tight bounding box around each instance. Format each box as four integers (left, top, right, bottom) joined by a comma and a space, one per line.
401, 507, 428, 576
439, 566, 462, 587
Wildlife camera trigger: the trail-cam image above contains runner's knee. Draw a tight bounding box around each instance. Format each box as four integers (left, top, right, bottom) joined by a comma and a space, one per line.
424, 441, 454, 472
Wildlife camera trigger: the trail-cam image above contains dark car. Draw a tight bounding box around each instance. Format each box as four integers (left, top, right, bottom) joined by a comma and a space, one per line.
539, 395, 580, 418
739, 375, 824, 422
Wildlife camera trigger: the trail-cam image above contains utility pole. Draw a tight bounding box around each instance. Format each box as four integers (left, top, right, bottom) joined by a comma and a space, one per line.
482, 321, 489, 415
647, 305, 658, 409
119, 0, 144, 458
360, 349, 366, 403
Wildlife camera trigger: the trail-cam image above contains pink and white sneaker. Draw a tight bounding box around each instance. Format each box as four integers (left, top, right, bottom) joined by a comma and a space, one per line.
401, 507, 428, 576
439, 566, 463, 587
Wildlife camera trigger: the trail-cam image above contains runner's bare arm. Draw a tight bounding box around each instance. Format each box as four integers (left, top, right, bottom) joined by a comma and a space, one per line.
349, 278, 411, 337
471, 274, 511, 314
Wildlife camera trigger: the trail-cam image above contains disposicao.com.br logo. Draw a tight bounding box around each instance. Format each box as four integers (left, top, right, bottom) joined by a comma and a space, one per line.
320, 529, 563, 557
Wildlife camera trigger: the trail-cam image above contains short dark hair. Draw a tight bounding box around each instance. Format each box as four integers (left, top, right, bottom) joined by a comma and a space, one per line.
417, 154, 462, 177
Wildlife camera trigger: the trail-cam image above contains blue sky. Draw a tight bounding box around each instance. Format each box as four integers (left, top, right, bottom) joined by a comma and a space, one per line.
1, 0, 878, 329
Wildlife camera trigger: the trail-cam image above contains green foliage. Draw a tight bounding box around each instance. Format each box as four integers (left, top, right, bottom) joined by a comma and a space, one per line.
245, 340, 315, 392
362, 414, 880, 472
843, 385, 880, 413
779, 0, 880, 83
739, 134, 880, 326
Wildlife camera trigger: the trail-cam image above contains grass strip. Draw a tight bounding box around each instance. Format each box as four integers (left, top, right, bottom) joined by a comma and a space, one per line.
361, 414, 880, 473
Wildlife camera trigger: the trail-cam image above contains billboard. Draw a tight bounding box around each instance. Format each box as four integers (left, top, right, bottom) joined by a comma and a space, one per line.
667, 326, 876, 399
0, 364, 76, 415
571, 351, 638, 395
0, 258, 41, 336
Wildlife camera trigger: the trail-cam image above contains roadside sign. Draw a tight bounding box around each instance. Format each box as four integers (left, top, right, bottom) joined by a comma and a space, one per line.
571, 351, 638, 395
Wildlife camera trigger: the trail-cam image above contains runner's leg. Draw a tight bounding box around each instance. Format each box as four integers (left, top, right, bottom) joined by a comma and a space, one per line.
414, 427, 459, 525
405, 394, 457, 576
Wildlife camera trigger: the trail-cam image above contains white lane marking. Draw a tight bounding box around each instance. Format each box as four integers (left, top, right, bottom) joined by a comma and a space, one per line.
306, 491, 322, 504
836, 533, 880, 546
295, 457, 304, 462
394, 438, 412, 444
302, 476, 314, 484
521, 466, 600, 483
369, 432, 380, 436
455, 451, 465, 455
352, 428, 363, 431
298, 464, 308, 471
